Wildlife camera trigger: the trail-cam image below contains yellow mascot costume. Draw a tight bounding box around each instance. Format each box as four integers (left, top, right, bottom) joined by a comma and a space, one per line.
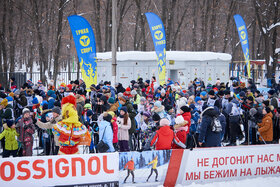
52, 95, 87, 154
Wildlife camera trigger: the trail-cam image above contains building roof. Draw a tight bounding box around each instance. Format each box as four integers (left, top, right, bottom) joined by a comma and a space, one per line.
96, 51, 232, 62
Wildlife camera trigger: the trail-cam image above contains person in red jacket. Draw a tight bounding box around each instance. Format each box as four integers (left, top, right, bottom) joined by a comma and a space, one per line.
108, 111, 118, 150
123, 87, 133, 99
150, 118, 186, 150
172, 106, 191, 148
124, 158, 135, 183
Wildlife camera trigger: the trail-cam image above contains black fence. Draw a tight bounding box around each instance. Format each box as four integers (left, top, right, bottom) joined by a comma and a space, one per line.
0, 72, 82, 89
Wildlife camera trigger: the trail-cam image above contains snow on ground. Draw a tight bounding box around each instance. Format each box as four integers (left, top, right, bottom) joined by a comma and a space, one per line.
175, 176, 280, 187
120, 164, 168, 186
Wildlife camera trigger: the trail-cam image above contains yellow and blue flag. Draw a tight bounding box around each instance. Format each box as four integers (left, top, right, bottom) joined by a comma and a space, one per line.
68, 15, 97, 88
234, 14, 251, 78
145, 12, 166, 85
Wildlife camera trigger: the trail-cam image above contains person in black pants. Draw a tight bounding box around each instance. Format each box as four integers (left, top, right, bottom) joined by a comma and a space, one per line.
123, 159, 135, 183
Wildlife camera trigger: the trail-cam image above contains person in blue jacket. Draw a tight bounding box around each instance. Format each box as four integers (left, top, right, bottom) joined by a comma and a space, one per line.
98, 112, 115, 152
198, 106, 221, 147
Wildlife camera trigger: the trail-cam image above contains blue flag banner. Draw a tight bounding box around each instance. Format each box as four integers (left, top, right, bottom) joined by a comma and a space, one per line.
68, 15, 97, 87
145, 12, 166, 85
234, 14, 251, 78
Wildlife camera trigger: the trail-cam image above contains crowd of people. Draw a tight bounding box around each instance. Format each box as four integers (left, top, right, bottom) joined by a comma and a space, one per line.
0, 75, 279, 158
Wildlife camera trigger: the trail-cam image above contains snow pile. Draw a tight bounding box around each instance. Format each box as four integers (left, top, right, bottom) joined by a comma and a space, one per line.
175, 176, 280, 187
97, 51, 232, 62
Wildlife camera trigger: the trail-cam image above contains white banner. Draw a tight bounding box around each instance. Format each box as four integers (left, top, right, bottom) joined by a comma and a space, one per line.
177, 144, 280, 185
0, 153, 119, 187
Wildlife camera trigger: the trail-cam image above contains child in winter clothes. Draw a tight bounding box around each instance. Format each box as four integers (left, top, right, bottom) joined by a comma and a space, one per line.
173, 115, 188, 149
0, 120, 18, 158
150, 118, 186, 150
117, 106, 131, 152
16, 108, 35, 156
139, 111, 154, 148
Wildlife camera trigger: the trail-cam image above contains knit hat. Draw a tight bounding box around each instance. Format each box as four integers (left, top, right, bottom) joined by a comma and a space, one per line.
85, 110, 93, 117
84, 103, 91, 109
175, 115, 184, 125
103, 113, 112, 122
263, 100, 270, 107
145, 80, 150, 84
152, 113, 161, 121
239, 91, 246, 97
32, 97, 39, 105
22, 108, 30, 115
180, 106, 190, 113
255, 97, 263, 104
126, 87, 131, 92
265, 106, 271, 114
143, 111, 151, 118
52, 107, 61, 115
140, 97, 146, 102
0, 98, 8, 107
195, 96, 202, 103
131, 90, 137, 95
119, 96, 127, 103
247, 96, 254, 102
14, 89, 20, 96
268, 89, 275, 96
249, 108, 257, 117
165, 105, 173, 112
6, 120, 14, 128
160, 118, 170, 126
217, 90, 224, 96
120, 106, 127, 113
154, 101, 162, 108
208, 90, 215, 96
200, 91, 207, 97
47, 90, 55, 97
108, 97, 115, 104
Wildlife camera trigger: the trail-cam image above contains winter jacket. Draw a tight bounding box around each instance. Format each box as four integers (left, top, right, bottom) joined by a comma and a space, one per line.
150, 126, 186, 150
180, 112, 191, 134
148, 158, 158, 169
198, 107, 221, 147
111, 117, 118, 144
152, 105, 167, 119
98, 120, 115, 152
76, 96, 85, 122
0, 104, 13, 121
117, 116, 131, 141
16, 117, 35, 143
258, 112, 273, 142
0, 124, 18, 150
36, 115, 62, 146
15, 91, 27, 107
123, 101, 137, 134
124, 160, 135, 170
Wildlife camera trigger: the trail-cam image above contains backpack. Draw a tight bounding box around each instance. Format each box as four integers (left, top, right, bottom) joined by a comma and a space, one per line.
211, 117, 222, 133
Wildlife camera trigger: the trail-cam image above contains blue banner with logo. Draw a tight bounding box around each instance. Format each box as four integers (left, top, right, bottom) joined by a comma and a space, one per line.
145, 12, 166, 85
68, 15, 97, 87
234, 14, 251, 78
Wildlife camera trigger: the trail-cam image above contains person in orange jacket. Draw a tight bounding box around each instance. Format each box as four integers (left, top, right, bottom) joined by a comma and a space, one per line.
146, 156, 158, 182
124, 158, 135, 183
150, 118, 186, 150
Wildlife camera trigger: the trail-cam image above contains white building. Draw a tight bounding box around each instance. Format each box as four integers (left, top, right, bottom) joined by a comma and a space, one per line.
96, 51, 231, 88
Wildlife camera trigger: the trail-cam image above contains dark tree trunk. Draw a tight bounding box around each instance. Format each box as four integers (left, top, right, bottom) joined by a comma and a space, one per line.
53, 0, 65, 87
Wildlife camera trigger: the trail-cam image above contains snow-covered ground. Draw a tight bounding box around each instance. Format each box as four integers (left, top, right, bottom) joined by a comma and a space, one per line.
176, 176, 280, 187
